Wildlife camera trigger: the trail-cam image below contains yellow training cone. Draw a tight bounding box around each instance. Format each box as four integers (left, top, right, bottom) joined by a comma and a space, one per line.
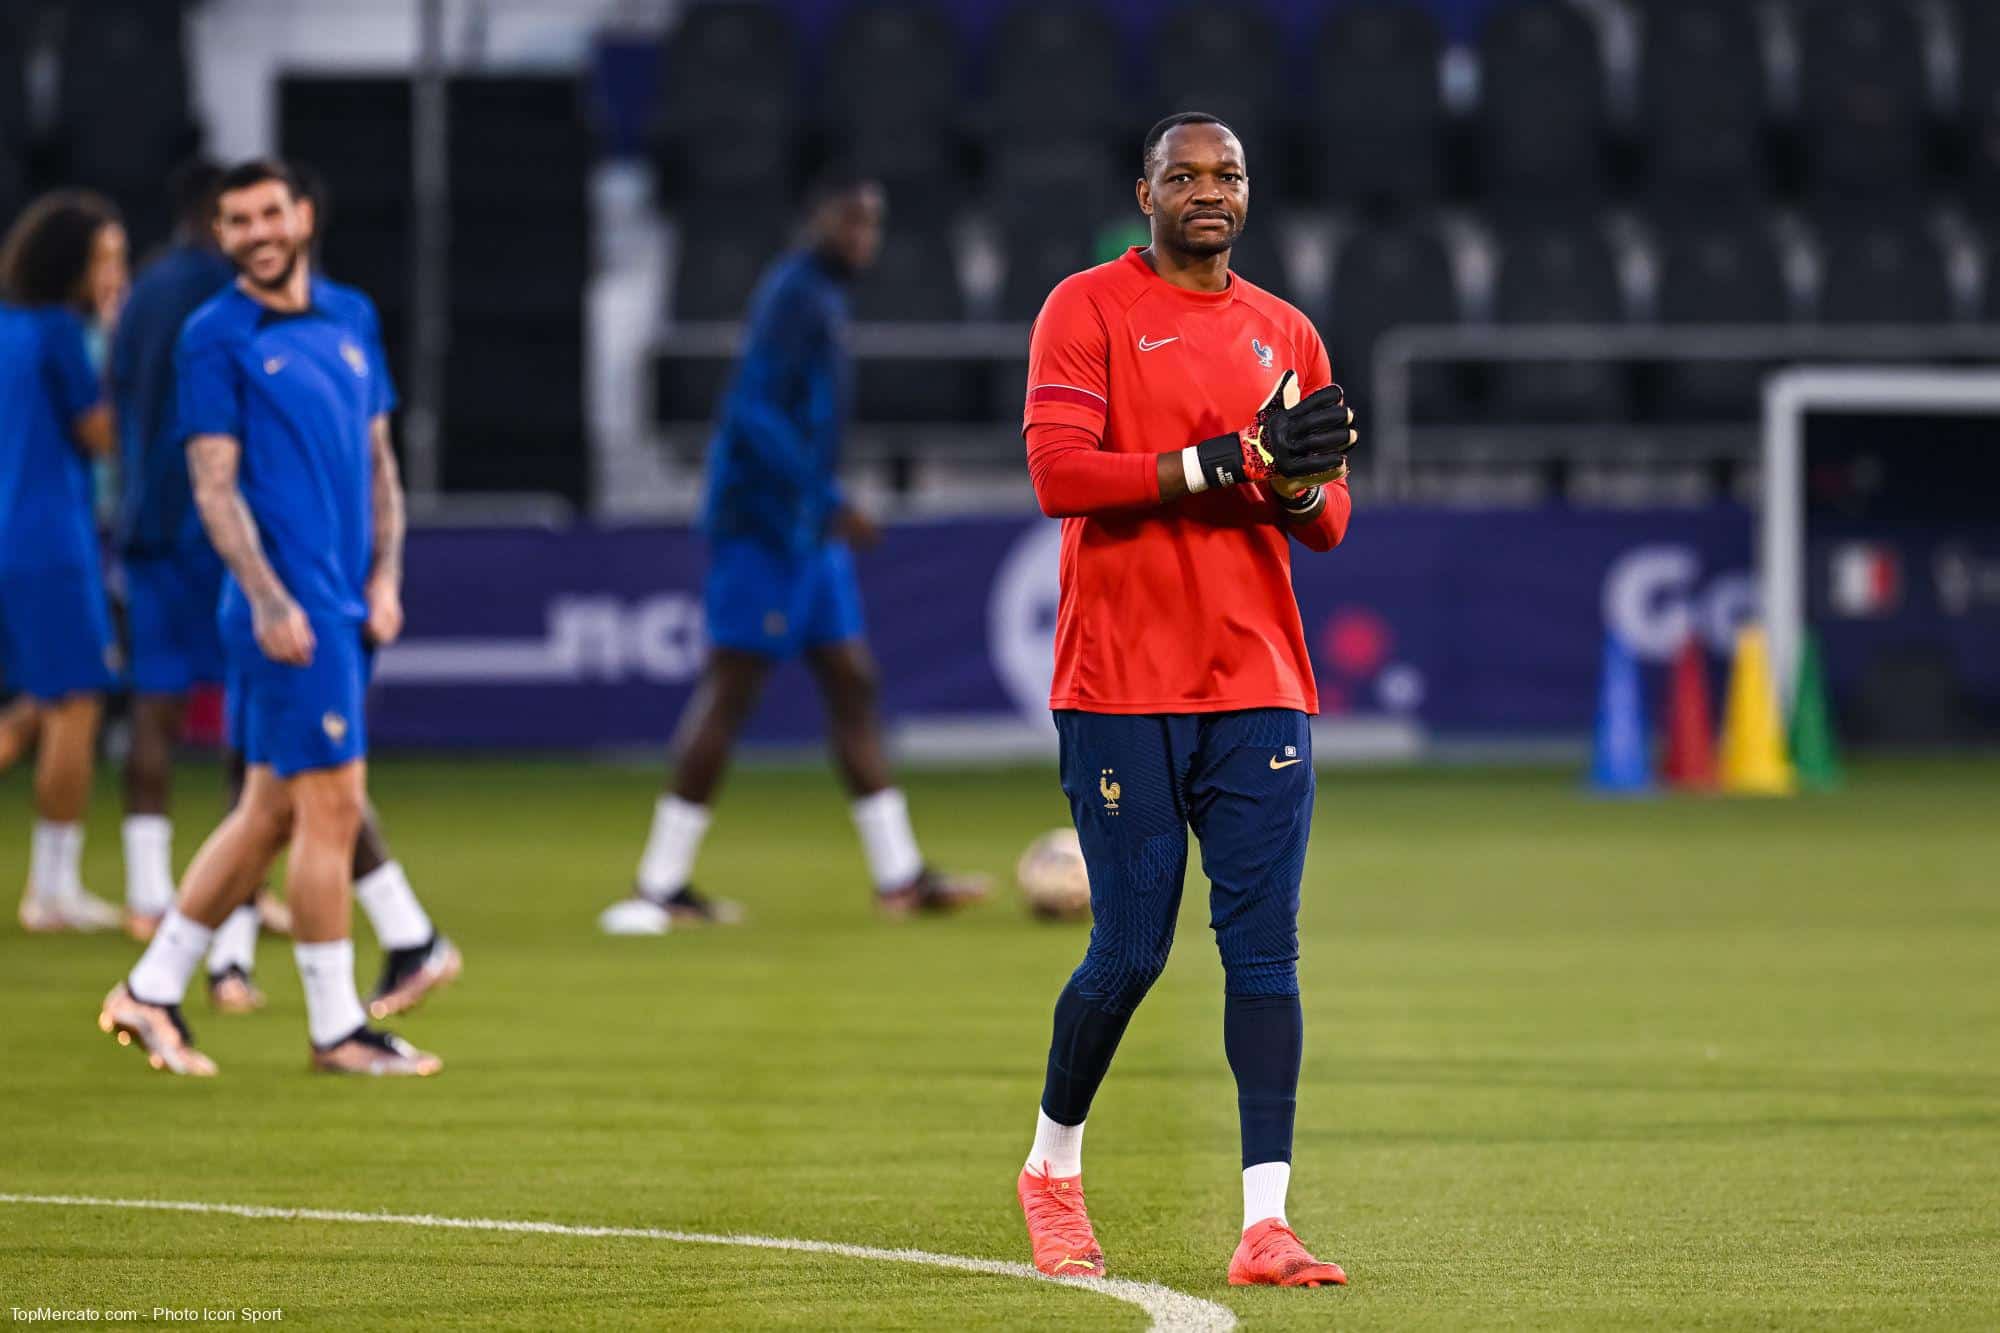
1717, 625, 1796, 796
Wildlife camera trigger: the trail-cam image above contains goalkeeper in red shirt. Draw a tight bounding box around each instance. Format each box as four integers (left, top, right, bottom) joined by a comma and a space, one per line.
1014, 114, 1357, 1289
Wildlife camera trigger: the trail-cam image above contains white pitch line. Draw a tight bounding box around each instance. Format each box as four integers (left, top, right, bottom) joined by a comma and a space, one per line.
0, 1192, 1236, 1333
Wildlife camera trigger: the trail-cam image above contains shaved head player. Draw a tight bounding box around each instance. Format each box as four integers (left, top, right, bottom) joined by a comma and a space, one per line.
1013, 113, 1358, 1287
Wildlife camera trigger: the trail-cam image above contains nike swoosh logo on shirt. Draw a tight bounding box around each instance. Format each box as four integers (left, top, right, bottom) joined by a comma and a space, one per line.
1269, 757, 1303, 770
263, 358, 287, 375
1137, 336, 1178, 351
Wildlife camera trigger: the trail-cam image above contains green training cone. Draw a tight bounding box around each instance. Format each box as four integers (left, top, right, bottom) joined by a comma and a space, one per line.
1789, 633, 1842, 791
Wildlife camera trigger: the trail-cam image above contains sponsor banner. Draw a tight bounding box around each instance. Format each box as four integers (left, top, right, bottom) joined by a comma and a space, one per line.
373, 510, 1761, 750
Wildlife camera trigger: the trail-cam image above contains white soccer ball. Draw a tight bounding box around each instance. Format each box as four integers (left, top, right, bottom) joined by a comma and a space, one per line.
1016, 828, 1091, 922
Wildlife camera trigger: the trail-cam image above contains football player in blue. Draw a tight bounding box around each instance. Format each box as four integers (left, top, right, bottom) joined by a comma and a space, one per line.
1, 190, 128, 933
599, 173, 985, 935
110, 162, 458, 1020
101, 160, 439, 1076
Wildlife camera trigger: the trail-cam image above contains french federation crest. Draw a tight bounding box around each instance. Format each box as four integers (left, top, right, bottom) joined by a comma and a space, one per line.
340, 340, 370, 377
1251, 337, 1274, 369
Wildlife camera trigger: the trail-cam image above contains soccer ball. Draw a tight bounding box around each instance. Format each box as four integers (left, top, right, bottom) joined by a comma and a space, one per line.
1016, 828, 1091, 922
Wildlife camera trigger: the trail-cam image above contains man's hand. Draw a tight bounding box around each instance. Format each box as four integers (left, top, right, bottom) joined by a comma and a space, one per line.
1187, 371, 1358, 492
364, 574, 404, 647
253, 591, 315, 666
1272, 459, 1348, 499
829, 505, 882, 551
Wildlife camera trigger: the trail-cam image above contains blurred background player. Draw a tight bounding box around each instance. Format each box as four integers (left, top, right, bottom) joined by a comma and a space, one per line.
100, 159, 439, 1076
1013, 115, 1356, 1288
599, 172, 986, 934
0, 190, 127, 932
111, 160, 459, 1017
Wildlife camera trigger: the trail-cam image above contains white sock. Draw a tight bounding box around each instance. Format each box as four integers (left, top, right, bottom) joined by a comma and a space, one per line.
205, 904, 259, 977
1243, 1161, 1291, 1230
637, 796, 710, 899
126, 909, 214, 1006
122, 815, 175, 917
293, 939, 368, 1048
30, 821, 83, 901
355, 861, 433, 950
1025, 1108, 1086, 1179
851, 788, 922, 893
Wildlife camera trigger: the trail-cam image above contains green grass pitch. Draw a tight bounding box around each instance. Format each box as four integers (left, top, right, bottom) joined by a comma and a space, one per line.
4, 754, 1999, 1329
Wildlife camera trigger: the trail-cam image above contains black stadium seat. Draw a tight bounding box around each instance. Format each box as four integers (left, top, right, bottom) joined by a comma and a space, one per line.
1308, 3, 1445, 213
1813, 217, 1953, 325
1221, 215, 1291, 304
1651, 220, 1790, 421
1322, 225, 1461, 422
1958, 0, 2000, 209
54, 0, 201, 248
822, 3, 964, 217
1151, 2, 1283, 170
1797, 0, 1927, 204
984, 4, 1126, 218
652, 3, 801, 209
850, 228, 976, 422
1489, 221, 1628, 420
1476, 0, 1608, 207
1636, 0, 1769, 206
999, 223, 1101, 322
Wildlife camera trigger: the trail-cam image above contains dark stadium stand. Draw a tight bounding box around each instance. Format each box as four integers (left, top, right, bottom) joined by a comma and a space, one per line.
1309, 3, 1446, 214
822, 3, 965, 219
1635, 0, 1770, 209
1475, 0, 1607, 209
650, 1, 801, 209
1797, 0, 1930, 206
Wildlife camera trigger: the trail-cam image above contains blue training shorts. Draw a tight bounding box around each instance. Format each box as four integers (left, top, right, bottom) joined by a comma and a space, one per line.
0, 565, 118, 701
228, 616, 370, 777
125, 543, 226, 695
1056, 708, 1315, 1004
704, 537, 865, 660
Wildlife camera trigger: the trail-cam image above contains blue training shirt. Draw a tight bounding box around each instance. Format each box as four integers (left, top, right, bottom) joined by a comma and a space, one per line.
174, 276, 396, 633
0, 303, 105, 574
703, 248, 850, 553
109, 243, 234, 554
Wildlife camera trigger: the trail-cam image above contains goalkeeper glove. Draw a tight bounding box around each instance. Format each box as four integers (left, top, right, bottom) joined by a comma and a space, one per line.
1183, 370, 1356, 493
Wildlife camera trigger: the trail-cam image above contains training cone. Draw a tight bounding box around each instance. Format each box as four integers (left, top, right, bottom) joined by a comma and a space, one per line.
1589, 631, 1653, 795
1789, 633, 1842, 791
1717, 625, 1795, 796
1661, 633, 1717, 791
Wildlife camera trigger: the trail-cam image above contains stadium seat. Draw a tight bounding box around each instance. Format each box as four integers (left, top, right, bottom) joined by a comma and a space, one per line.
1322, 224, 1461, 423
850, 226, 977, 422
983, 3, 1126, 214
1150, 2, 1283, 180
1958, 0, 2000, 209
1223, 215, 1292, 305
1797, 0, 1928, 204
1489, 221, 1628, 420
1649, 220, 1790, 421
1307, 3, 1446, 214
53, 0, 201, 247
1812, 216, 1954, 324
1635, 0, 1770, 207
998, 223, 1101, 322
1476, 0, 1608, 208
651, 3, 800, 209
822, 3, 964, 217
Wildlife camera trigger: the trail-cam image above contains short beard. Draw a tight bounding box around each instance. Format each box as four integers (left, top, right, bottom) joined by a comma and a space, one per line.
237, 246, 301, 292
1168, 216, 1240, 259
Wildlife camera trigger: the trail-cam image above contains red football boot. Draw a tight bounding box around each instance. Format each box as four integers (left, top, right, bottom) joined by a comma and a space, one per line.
1228, 1218, 1348, 1287
1017, 1162, 1107, 1279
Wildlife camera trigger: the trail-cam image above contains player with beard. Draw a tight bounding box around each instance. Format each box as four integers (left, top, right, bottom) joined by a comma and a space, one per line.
1012, 114, 1357, 1287
100, 159, 440, 1075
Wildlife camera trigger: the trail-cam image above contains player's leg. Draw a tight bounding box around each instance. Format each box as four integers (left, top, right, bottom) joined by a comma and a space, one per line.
0, 695, 38, 771
121, 693, 185, 937
21, 692, 118, 930
352, 807, 461, 1019
1187, 709, 1345, 1288
120, 553, 196, 938
802, 541, 986, 915
1019, 711, 1196, 1278
9, 567, 119, 931
102, 760, 292, 1074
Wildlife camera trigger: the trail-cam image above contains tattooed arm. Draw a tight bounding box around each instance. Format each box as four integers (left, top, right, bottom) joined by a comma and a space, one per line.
363, 415, 405, 646
188, 432, 315, 666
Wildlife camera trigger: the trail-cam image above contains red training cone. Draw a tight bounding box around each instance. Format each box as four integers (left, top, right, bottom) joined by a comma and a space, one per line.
1661, 632, 1717, 791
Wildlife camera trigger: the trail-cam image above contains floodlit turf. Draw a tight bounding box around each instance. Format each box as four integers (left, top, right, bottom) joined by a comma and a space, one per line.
4, 753, 1999, 1330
